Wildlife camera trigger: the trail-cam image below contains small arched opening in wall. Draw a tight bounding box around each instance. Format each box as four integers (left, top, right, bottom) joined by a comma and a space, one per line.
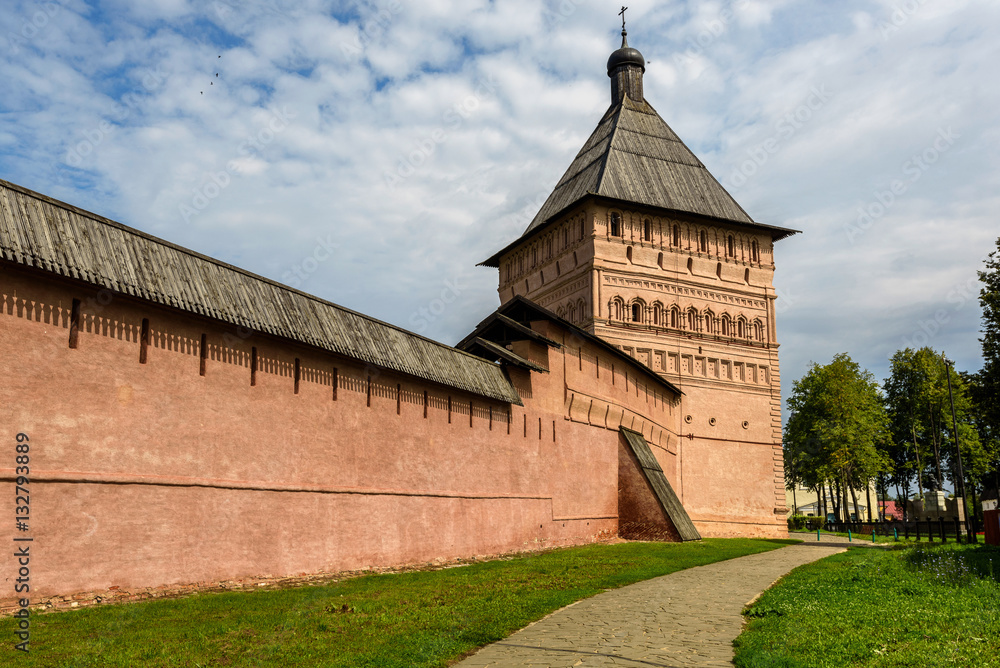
751, 239, 760, 263
631, 301, 644, 324
610, 297, 625, 321
686, 257, 693, 273
704, 310, 715, 335
727, 234, 735, 257
672, 224, 681, 247
643, 219, 651, 242
716, 262, 722, 279
610, 212, 622, 237
657, 252, 664, 269
744, 267, 751, 284
699, 230, 708, 253
626, 246, 633, 263
652, 301, 663, 326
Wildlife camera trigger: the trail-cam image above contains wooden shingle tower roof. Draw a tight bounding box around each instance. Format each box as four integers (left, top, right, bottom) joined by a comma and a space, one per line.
482, 27, 796, 266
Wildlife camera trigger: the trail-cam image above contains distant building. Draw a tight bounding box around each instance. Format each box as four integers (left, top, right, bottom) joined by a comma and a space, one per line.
785, 478, 879, 521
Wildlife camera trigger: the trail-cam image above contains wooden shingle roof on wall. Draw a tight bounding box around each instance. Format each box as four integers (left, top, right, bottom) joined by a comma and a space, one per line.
0, 179, 521, 405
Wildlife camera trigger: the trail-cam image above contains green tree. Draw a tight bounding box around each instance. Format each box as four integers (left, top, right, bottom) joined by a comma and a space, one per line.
884, 348, 986, 505
884, 349, 932, 502
978, 236, 1000, 484
785, 353, 891, 522
966, 371, 1000, 528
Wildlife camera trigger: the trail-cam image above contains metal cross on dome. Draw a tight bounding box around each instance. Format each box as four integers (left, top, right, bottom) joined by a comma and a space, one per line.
619, 6, 628, 31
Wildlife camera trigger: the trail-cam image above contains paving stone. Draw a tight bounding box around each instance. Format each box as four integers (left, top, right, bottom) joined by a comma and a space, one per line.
454, 544, 846, 667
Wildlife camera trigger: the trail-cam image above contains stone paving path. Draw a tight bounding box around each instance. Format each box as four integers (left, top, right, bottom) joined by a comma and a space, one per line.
454, 544, 846, 667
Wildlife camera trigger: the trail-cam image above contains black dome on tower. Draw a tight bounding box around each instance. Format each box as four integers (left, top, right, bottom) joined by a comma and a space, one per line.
607, 30, 645, 76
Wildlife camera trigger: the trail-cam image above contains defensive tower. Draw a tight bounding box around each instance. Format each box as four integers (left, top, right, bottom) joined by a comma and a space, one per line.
482, 25, 798, 535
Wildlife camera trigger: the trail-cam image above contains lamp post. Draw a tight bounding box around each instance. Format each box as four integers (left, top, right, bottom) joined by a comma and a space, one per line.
943, 355, 974, 543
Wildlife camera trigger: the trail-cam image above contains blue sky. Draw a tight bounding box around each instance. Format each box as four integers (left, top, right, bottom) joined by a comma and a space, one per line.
2, 0, 997, 419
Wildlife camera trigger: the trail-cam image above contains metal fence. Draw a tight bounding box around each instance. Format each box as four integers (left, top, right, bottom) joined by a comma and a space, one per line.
823, 517, 978, 543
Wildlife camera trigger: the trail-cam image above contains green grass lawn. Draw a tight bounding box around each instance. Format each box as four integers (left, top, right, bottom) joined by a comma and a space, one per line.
735, 543, 1000, 667
0, 538, 795, 667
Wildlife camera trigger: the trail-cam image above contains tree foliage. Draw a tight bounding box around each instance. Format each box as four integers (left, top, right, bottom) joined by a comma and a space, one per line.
977, 237, 1000, 463
785, 353, 891, 519
883, 348, 987, 502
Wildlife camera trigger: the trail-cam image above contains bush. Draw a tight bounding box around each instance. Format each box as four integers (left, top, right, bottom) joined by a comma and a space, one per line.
787, 515, 822, 531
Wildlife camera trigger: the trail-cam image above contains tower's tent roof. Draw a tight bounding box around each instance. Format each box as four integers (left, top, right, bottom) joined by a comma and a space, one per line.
481, 38, 799, 268
0, 179, 522, 405
524, 95, 755, 237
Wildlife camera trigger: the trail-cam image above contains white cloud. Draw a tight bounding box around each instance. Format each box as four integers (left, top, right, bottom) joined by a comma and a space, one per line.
1, 0, 997, 423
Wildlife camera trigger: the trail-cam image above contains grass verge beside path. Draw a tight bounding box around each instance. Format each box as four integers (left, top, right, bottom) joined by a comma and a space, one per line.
735, 543, 1000, 667
0, 538, 796, 668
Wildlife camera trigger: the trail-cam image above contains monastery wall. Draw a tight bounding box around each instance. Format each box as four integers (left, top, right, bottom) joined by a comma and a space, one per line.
0, 261, 686, 606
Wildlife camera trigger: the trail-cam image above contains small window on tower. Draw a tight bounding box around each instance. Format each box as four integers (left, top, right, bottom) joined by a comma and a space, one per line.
699, 230, 708, 253
610, 213, 622, 237
643, 219, 651, 242
672, 224, 680, 247
727, 235, 735, 257
632, 303, 642, 323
